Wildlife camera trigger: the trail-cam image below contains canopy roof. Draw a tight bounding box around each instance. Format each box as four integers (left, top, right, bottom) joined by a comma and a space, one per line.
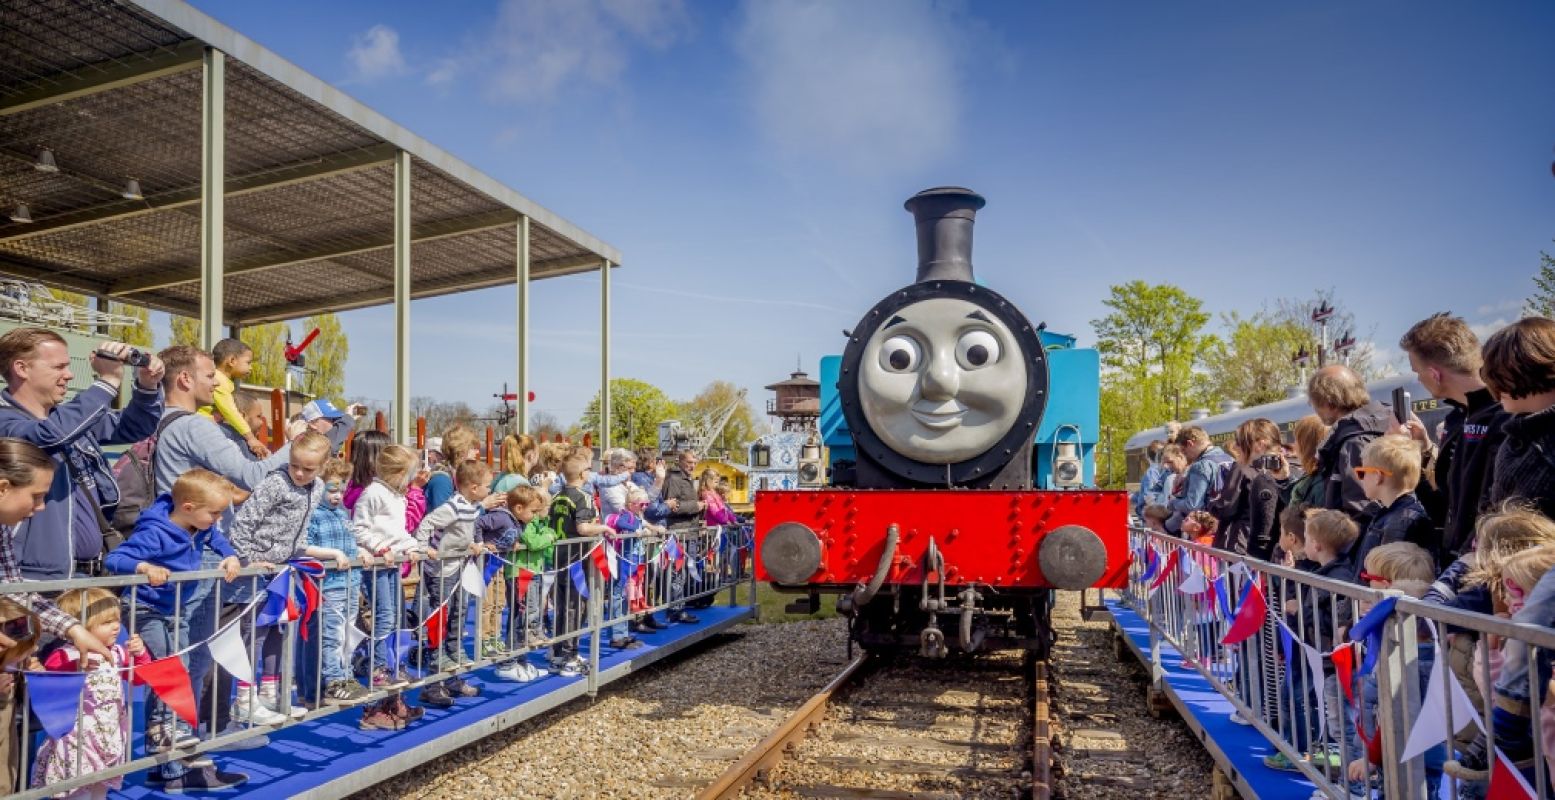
0, 0, 620, 326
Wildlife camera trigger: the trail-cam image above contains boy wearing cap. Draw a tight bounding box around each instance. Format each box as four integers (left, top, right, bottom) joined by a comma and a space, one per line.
299, 399, 363, 456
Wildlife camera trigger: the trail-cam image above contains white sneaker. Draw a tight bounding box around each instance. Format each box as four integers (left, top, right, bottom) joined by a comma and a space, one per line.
232, 687, 289, 725
1229, 710, 1251, 726
495, 663, 523, 681
525, 663, 543, 681
258, 682, 307, 720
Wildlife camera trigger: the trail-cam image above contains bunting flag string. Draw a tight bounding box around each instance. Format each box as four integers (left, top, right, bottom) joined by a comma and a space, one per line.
460, 560, 486, 599
1346, 596, 1398, 679
1401, 619, 1484, 762
206, 618, 256, 685
255, 560, 324, 638
568, 561, 590, 600
1148, 548, 1181, 593
1220, 580, 1266, 645
1139, 546, 1162, 583
1212, 575, 1232, 619
137, 655, 199, 728
1177, 556, 1209, 595
25, 672, 87, 740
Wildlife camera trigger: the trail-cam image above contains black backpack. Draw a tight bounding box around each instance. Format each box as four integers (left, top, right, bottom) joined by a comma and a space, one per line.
109, 410, 193, 535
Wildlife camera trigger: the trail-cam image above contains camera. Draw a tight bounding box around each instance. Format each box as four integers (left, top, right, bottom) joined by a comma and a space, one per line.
1254, 454, 1284, 473
93, 348, 150, 368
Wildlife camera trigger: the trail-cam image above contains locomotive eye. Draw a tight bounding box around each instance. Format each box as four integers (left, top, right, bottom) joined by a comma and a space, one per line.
956, 330, 1001, 369
879, 335, 921, 373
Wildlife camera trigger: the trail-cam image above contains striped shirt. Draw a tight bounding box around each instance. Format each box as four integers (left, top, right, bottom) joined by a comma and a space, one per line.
414, 493, 481, 578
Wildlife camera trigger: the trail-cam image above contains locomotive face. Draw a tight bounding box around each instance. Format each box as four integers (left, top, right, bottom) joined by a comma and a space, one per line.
859, 295, 1029, 464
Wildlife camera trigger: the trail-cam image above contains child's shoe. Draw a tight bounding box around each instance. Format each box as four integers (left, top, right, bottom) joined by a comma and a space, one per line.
231, 685, 288, 725
385, 693, 424, 723
445, 676, 480, 698
325, 679, 371, 704
258, 680, 307, 720
481, 638, 508, 658
371, 667, 407, 690
495, 662, 532, 682
358, 706, 405, 731
419, 684, 454, 709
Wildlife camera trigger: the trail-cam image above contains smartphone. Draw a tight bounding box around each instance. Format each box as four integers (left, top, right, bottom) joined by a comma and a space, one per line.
1391, 387, 1410, 426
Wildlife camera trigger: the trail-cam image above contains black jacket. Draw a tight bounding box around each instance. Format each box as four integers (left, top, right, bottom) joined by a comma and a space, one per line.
1431, 389, 1509, 558
660, 465, 703, 529
1351, 492, 1439, 570
1316, 402, 1393, 522
1209, 464, 1281, 560
1305, 553, 1358, 654
1491, 405, 1555, 523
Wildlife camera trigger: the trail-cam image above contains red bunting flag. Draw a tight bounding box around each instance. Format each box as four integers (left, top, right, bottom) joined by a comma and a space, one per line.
591, 544, 612, 581
1489, 746, 1538, 800
515, 569, 534, 599
423, 604, 448, 649
1149, 548, 1181, 592
1331, 642, 1357, 706
138, 655, 199, 728
1220, 581, 1267, 645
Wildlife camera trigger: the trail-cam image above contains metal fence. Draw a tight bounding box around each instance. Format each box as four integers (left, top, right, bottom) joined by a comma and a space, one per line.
0, 524, 755, 800
1119, 525, 1555, 800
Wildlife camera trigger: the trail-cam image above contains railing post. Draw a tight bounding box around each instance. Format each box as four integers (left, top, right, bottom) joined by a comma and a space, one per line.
586, 562, 602, 697
1375, 592, 1424, 797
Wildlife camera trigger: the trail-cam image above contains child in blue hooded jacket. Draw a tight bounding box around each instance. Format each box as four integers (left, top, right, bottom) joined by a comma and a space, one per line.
103, 468, 241, 779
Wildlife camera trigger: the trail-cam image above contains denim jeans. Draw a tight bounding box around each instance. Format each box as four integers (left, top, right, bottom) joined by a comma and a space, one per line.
417, 569, 465, 665
364, 566, 401, 671
298, 582, 358, 701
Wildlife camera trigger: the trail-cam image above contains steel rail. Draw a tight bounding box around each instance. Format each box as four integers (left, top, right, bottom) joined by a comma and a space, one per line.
1033, 659, 1053, 799
695, 653, 870, 799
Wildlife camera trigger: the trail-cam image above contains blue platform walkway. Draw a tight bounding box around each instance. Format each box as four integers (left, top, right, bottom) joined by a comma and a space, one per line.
1104, 596, 1315, 800
109, 604, 756, 799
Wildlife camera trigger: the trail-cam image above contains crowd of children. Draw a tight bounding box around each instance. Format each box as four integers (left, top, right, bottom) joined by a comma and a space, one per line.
7, 409, 747, 797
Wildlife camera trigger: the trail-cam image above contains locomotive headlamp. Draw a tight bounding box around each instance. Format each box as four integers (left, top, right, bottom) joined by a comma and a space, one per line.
1053, 441, 1082, 488
798, 435, 825, 487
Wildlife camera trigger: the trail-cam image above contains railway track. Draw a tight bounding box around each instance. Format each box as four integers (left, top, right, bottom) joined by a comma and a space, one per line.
696, 646, 1043, 799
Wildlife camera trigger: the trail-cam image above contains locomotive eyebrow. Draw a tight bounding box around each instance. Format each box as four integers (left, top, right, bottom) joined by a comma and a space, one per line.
884, 315, 908, 329
966, 310, 992, 323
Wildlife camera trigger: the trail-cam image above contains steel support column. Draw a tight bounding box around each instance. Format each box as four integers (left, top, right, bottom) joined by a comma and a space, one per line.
199, 47, 225, 349
393, 151, 412, 444
516, 215, 530, 436
599, 260, 611, 451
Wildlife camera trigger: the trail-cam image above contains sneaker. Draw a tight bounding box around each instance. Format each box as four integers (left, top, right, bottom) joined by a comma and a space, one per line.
495, 663, 525, 681
420, 685, 454, 709
639, 615, 665, 631
445, 677, 480, 698
211, 721, 269, 751
481, 638, 509, 658
1228, 710, 1251, 726
231, 687, 289, 726
385, 694, 424, 723
258, 681, 307, 720
146, 724, 200, 753
454, 648, 475, 666
359, 707, 406, 731
371, 667, 407, 689
1263, 751, 1299, 772
154, 766, 249, 793
325, 679, 371, 704
553, 659, 582, 678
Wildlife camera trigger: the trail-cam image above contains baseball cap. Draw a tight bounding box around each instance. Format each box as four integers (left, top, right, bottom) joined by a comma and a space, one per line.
301, 399, 344, 422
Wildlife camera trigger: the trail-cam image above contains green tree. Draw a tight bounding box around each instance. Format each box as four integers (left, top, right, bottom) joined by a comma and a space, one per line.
169, 315, 200, 348
577, 378, 679, 452
299, 313, 348, 404
1090, 281, 1215, 489
678, 380, 766, 464
1201, 311, 1311, 407
1526, 244, 1555, 318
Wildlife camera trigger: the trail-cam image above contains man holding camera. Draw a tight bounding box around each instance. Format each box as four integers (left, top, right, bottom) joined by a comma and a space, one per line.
0, 328, 164, 579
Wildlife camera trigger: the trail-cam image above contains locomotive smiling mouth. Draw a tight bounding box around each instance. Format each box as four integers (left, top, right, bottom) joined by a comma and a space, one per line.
910, 402, 966, 428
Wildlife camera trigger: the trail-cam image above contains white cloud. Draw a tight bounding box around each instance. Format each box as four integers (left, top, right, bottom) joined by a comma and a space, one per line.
1470, 317, 1512, 342
1476, 298, 1524, 317
733, 0, 985, 174
431, 0, 691, 102
347, 25, 408, 82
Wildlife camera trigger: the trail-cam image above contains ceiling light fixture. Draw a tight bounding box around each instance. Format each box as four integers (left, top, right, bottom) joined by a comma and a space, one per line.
8, 203, 33, 224
122, 178, 144, 200
33, 149, 58, 173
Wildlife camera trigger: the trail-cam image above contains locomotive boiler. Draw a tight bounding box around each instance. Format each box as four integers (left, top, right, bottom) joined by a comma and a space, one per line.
753, 187, 1128, 658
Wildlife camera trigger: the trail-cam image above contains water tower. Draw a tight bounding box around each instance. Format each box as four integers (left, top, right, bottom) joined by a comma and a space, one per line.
766, 368, 819, 433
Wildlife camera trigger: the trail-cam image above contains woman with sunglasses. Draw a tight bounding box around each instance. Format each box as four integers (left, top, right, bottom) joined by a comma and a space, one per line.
0, 438, 111, 793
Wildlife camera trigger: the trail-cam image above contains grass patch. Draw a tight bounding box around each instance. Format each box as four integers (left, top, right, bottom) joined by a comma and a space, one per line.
751, 582, 838, 623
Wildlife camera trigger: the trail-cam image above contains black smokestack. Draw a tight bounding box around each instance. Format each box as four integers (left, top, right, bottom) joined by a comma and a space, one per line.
904, 186, 986, 284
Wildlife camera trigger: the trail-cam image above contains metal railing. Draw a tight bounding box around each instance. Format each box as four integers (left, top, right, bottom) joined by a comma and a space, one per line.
1119, 525, 1555, 800
0, 524, 755, 799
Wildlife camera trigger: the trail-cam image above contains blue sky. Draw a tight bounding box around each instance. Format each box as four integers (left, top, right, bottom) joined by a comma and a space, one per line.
171, 0, 1555, 426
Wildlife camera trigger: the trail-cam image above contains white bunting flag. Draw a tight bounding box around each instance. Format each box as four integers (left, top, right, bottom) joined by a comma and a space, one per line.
341, 623, 369, 667
1401, 621, 1485, 762
460, 560, 486, 598
1177, 557, 1208, 595
206, 619, 255, 685
604, 541, 619, 581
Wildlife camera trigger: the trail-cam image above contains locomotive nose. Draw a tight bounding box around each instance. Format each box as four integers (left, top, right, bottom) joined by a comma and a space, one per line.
1038, 525, 1108, 589
760, 522, 823, 585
